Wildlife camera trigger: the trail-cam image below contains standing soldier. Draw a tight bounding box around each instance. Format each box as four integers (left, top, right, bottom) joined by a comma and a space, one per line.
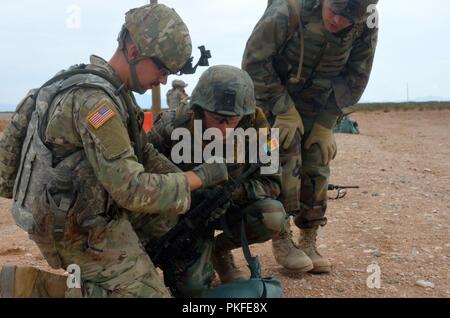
243, 0, 379, 273
148, 65, 308, 296
166, 80, 189, 110
0, 4, 228, 298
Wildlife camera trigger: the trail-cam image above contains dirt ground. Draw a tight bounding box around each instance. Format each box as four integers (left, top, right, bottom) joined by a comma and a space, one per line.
0, 110, 449, 298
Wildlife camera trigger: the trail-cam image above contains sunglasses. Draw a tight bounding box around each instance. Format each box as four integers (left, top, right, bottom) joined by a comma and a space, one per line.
151, 58, 172, 77
204, 110, 242, 126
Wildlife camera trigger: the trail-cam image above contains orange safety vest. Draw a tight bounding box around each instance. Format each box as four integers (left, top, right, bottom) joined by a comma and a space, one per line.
143, 112, 153, 133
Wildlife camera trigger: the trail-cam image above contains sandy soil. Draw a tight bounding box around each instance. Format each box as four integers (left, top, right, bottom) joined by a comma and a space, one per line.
1, 110, 449, 298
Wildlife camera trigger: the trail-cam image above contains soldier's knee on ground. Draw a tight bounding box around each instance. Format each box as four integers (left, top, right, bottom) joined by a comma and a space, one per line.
262, 211, 289, 235
214, 199, 288, 252
83, 256, 170, 298
251, 198, 288, 234
172, 240, 215, 298
0, 266, 67, 298
55, 216, 169, 298
242, 198, 286, 243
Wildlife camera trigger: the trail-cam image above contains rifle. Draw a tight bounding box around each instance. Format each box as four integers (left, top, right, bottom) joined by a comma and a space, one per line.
146, 162, 264, 296
328, 184, 360, 200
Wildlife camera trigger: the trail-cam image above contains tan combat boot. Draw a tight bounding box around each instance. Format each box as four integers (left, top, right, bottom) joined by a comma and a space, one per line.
298, 227, 332, 274
272, 230, 313, 272
0, 266, 68, 298
212, 249, 247, 284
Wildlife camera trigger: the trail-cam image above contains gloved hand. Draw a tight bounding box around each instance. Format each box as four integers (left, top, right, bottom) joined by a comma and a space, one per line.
180, 96, 190, 105
192, 162, 228, 189
273, 107, 304, 149
304, 123, 337, 165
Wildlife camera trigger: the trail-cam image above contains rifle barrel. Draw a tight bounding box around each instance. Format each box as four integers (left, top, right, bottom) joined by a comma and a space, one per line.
328, 184, 360, 190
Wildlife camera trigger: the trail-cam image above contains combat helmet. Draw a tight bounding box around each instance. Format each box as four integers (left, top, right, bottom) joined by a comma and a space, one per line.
172, 80, 188, 89
118, 4, 192, 93
190, 65, 256, 117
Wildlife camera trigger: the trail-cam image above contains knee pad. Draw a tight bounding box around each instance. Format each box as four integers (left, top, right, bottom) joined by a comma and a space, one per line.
247, 199, 287, 233
262, 211, 288, 233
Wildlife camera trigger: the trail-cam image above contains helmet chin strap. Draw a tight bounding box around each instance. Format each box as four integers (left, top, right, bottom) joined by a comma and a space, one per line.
122, 47, 147, 95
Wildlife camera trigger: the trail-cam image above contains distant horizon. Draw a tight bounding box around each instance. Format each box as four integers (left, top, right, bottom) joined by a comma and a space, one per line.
2, 97, 450, 113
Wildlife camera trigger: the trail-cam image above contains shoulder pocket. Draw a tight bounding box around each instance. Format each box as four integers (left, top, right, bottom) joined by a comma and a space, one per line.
83, 100, 132, 160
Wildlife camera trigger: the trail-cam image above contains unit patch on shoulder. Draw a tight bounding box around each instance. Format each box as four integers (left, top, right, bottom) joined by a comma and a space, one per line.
87, 102, 117, 129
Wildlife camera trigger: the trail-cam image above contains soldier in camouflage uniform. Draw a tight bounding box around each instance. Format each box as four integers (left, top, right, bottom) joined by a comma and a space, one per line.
166, 80, 189, 110
148, 65, 309, 295
242, 0, 379, 273
1, 4, 228, 298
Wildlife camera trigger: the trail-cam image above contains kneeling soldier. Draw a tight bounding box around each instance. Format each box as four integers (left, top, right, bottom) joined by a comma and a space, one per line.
148, 65, 312, 296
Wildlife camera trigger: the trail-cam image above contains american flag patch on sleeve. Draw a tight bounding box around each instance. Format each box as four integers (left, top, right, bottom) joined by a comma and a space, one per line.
87, 103, 116, 129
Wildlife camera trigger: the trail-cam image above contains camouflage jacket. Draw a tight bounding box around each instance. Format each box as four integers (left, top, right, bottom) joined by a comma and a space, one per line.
166, 88, 189, 110
242, 0, 378, 128
44, 55, 191, 216
147, 104, 281, 203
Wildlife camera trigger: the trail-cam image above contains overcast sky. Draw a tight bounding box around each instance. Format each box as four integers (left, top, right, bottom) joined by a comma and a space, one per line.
1, 0, 449, 109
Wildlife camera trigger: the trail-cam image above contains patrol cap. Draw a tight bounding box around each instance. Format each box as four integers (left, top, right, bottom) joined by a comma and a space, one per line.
190, 65, 256, 117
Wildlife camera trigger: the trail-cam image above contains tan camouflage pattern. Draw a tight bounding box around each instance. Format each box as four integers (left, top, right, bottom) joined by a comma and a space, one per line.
0, 90, 37, 198
12, 55, 192, 297
44, 55, 191, 216
54, 214, 170, 298
124, 4, 192, 73
166, 87, 189, 110
0, 266, 68, 298
190, 65, 256, 116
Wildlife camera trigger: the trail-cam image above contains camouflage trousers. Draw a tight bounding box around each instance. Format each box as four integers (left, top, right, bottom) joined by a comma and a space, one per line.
276, 114, 333, 229
35, 212, 170, 298
173, 198, 288, 297
214, 198, 288, 251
